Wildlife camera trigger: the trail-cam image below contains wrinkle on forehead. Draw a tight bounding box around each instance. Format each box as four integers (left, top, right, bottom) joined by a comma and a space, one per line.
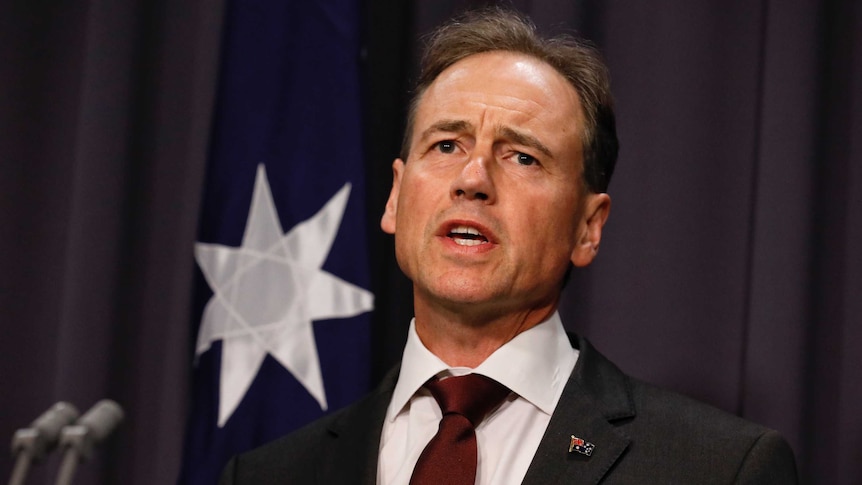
427, 56, 579, 119
463, 93, 552, 118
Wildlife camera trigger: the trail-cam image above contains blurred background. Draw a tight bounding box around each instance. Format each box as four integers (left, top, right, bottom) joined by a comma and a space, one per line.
1, 0, 859, 483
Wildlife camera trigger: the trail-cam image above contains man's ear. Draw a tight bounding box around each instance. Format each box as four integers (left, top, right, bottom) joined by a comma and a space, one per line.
570, 193, 611, 267
380, 159, 405, 234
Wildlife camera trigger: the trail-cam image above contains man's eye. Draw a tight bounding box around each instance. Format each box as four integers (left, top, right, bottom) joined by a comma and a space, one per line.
436, 141, 456, 154
516, 152, 537, 166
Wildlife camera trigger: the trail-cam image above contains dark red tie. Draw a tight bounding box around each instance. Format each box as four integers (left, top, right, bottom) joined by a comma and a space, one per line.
409, 374, 511, 485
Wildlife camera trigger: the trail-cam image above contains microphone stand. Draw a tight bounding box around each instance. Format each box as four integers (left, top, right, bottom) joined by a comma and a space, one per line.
8, 454, 32, 485
54, 428, 88, 485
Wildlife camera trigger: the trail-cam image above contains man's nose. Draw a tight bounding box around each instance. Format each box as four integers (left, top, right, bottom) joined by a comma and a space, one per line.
450, 149, 496, 203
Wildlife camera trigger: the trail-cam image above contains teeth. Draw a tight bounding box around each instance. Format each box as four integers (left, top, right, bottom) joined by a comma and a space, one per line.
448, 225, 488, 246
453, 237, 485, 246
451, 225, 482, 236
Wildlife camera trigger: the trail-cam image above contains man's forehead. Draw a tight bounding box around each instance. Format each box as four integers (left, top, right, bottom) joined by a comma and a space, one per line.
418, 52, 580, 119
410, 52, 582, 155
430, 51, 576, 93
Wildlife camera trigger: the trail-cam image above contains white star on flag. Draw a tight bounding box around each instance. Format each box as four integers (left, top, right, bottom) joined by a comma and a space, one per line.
194, 164, 374, 427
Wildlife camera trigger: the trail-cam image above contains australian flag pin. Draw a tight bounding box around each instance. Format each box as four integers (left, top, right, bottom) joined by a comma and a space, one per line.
569, 435, 595, 456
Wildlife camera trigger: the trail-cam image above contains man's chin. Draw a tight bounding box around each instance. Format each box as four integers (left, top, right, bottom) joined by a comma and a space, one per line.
420, 276, 496, 300
415, 281, 510, 316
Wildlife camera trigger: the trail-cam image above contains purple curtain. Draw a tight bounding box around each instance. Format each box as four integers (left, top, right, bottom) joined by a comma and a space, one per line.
0, 1, 223, 483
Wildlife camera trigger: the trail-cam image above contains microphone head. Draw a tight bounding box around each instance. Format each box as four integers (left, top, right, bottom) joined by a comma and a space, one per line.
12, 401, 80, 458
31, 402, 80, 444
77, 400, 124, 443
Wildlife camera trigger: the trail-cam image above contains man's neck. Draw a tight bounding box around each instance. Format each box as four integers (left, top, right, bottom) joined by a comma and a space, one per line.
412, 298, 558, 368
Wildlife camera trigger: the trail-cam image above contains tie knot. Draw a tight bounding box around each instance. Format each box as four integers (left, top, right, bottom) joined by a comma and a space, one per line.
425, 374, 510, 426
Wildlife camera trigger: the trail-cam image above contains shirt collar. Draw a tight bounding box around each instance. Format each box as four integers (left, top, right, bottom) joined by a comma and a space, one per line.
387, 318, 449, 423
386, 312, 578, 422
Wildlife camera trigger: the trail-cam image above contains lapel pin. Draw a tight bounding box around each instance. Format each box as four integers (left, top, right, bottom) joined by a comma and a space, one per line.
569, 435, 595, 456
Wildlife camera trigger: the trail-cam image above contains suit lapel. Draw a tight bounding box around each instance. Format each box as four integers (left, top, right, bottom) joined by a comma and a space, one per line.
316, 367, 400, 485
522, 335, 634, 485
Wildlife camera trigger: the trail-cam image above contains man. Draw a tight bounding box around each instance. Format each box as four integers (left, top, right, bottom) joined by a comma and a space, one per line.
220, 8, 798, 484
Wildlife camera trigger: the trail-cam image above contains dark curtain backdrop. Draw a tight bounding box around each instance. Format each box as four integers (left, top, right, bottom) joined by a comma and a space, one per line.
0, 1, 224, 483
1, 1, 859, 484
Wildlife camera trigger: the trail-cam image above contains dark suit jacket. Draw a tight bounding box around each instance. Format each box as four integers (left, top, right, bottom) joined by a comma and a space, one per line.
220, 334, 798, 484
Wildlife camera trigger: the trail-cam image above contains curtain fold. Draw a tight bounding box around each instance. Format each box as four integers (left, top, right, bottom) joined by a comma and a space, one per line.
0, 1, 223, 483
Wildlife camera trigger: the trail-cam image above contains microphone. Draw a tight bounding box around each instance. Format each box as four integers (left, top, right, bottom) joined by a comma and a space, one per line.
8, 402, 80, 485
54, 400, 124, 485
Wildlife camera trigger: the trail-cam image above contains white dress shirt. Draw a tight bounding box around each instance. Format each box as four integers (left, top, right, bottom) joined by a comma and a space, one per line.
377, 312, 578, 485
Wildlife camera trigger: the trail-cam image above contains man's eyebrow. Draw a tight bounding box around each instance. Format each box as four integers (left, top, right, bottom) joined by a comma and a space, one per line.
417, 120, 554, 158
498, 126, 553, 158
418, 119, 473, 142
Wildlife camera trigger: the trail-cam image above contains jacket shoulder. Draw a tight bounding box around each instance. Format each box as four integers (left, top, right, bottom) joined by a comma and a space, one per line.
219, 367, 398, 484
578, 346, 798, 485
624, 378, 798, 483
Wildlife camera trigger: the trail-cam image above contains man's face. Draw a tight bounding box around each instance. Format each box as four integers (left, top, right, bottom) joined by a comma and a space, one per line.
381, 51, 609, 318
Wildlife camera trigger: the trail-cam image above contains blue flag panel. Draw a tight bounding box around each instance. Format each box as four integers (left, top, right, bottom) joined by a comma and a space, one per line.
179, 1, 372, 483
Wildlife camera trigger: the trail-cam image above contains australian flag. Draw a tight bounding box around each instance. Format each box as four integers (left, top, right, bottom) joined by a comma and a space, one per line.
178, 1, 373, 484
569, 435, 595, 456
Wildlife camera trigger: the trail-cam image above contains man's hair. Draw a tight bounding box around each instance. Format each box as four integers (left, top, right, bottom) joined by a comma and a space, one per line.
401, 7, 618, 193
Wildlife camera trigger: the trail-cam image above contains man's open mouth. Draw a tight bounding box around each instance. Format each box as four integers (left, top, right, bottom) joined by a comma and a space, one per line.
447, 225, 489, 246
